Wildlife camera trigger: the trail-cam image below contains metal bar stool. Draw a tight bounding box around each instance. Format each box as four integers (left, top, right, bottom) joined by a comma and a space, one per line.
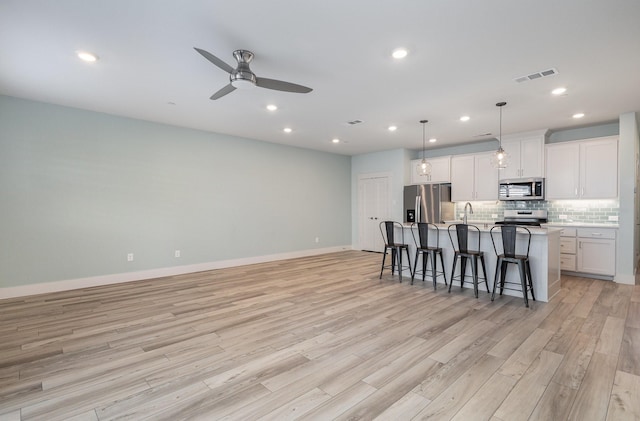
411, 222, 447, 289
379, 221, 412, 282
490, 225, 536, 307
447, 224, 489, 298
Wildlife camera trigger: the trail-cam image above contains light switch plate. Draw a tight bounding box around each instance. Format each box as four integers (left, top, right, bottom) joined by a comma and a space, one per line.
559, 215, 568, 220
609, 215, 619, 221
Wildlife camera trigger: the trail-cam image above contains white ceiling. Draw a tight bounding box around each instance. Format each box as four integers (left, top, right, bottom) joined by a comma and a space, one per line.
1, 0, 639, 155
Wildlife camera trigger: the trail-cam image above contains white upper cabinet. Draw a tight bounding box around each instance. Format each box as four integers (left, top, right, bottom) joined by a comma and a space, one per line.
451, 152, 498, 202
410, 156, 451, 184
498, 131, 546, 180
545, 136, 618, 200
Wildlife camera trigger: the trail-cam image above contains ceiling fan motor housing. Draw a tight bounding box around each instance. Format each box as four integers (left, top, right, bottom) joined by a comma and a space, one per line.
230, 50, 257, 88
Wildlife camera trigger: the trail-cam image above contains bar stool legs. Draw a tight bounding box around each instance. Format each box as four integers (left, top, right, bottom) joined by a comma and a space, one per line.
492, 257, 536, 307
448, 253, 489, 298
412, 249, 447, 289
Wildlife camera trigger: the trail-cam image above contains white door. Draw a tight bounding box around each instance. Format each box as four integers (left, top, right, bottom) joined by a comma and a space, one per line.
358, 174, 390, 252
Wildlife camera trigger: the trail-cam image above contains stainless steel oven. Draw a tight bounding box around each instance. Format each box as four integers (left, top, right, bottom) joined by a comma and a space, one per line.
499, 178, 544, 201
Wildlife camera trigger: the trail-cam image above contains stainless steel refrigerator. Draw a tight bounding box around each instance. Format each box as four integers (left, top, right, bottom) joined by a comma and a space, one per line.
403, 184, 454, 224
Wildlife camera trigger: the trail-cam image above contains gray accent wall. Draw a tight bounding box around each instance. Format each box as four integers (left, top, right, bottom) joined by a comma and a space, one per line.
0, 96, 351, 288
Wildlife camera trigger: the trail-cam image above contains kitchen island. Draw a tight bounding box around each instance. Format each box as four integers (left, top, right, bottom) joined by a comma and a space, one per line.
399, 224, 562, 302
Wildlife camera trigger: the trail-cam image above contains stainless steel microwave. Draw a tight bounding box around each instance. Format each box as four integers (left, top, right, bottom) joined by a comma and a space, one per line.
499, 178, 545, 201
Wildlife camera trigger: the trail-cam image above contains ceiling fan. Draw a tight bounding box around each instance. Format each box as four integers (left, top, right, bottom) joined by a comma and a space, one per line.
194, 48, 313, 100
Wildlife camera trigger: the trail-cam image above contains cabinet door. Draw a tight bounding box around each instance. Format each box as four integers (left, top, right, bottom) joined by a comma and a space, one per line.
520, 136, 545, 178
474, 153, 499, 200
451, 155, 475, 202
545, 143, 580, 199
429, 156, 451, 183
577, 238, 616, 275
499, 139, 521, 180
581, 137, 618, 199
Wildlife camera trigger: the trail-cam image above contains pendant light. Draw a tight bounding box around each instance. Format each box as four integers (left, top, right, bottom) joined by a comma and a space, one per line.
416, 119, 432, 176
491, 101, 509, 169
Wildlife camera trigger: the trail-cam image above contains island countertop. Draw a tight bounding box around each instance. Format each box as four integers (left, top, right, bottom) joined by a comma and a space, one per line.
397, 223, 561, 302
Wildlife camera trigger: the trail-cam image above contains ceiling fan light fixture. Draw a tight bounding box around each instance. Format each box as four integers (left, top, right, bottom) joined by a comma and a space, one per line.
491, 101, 510, 169
230, 78, 255, 89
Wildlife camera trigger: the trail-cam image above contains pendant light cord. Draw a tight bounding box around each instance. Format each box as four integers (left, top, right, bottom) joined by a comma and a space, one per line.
420, 119, 428, 160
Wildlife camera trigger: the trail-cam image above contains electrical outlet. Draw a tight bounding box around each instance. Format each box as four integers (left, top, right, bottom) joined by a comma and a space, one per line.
609, 215, 619, 221
174, 250, 181, 258
491, 214, 498, 219
315, 237, 320, 243
127, 253, 134, 262
459, 213, 464, 218
559, 215, 568, 220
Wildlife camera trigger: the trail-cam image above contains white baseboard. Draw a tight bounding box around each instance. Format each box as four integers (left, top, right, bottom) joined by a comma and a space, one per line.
0, 245, 353, 300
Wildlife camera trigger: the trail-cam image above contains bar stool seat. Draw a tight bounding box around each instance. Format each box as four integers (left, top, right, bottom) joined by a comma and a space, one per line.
411, 222, 447, 289
447, 224, 489, 298
490, 225, 536, 307
379, 221, 412, 282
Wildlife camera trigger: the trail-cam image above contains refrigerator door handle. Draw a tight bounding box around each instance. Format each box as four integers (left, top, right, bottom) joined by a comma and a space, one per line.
415, 195, 420, 223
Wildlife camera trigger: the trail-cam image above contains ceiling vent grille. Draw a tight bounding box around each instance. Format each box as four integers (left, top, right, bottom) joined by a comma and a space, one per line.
514, 68, 558, 83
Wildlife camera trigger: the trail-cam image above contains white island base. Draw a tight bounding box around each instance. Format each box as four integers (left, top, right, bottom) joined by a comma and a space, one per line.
397, 225, 561, 303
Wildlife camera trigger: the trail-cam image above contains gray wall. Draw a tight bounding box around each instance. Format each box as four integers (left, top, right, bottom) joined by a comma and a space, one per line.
0, 96, 352, 288
617, 112, 639, 284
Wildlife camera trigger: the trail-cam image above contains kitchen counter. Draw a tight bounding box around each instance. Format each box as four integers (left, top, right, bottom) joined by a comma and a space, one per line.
407, 222, 563, 236
542, 222, 619, 229
399, 223, 561, 302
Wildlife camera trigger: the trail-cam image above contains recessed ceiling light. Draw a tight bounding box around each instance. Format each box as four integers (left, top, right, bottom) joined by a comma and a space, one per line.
388, 125, 397, 132
573, 113, 585, 119
460, 116, 470, 122
332, 138, 340, 144
552, 87, 567, 95
429, 138, 437, 143
283, 127, 292, 133
77, 51, 98, 62
266, 104, 278, 111
392, 48, 408, 59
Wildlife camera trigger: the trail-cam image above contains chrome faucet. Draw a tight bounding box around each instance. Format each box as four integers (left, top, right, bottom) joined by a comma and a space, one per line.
463, 202, 474, 225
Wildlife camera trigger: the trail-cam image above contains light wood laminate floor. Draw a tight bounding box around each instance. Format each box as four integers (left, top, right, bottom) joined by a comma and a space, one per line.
1, 251, 639, 420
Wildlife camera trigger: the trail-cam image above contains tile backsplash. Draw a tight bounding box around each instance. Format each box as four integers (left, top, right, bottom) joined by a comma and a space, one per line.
454, 199, 619, 224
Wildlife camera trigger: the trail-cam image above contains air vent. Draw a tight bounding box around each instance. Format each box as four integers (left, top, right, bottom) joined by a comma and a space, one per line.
347, 119, 363, 125
514, 68, 558, 83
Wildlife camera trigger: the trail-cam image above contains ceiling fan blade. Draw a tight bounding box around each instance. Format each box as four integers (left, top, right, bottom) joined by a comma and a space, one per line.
194, 47, 234, 74
210, 83, 236, 100
255, 77, 313, 93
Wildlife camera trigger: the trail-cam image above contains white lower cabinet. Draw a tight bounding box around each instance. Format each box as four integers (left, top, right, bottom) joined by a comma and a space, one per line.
555, 226, 616, 277
559, 228, 577, 271
576, 228, 616, 276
